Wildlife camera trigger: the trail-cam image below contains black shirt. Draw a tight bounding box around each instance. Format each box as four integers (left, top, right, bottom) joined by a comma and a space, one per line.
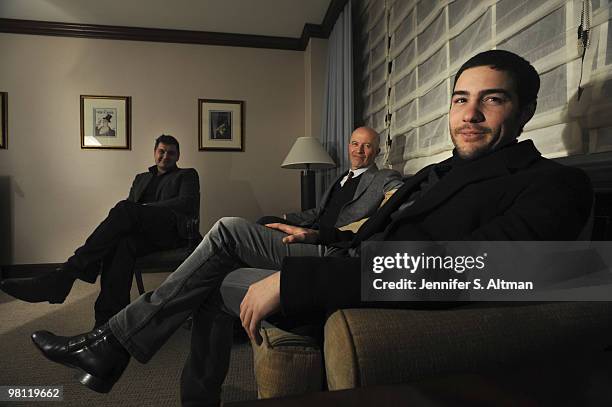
139, 165, 178, 204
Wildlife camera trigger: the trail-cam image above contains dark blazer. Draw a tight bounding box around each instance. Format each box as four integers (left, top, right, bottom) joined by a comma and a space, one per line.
280, 140, 593, 315
284, 166, 403, 228
127, 166, 200, 239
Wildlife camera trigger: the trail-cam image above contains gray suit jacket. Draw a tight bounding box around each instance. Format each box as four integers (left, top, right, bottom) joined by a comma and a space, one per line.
127, 166, 200, 239
284, 165, 403, 228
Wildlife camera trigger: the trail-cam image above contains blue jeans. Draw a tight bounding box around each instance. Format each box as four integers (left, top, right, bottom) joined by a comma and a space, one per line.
108, 217, 325, 406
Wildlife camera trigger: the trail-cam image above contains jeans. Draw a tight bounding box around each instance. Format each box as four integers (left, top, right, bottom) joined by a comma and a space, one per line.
108, 217, 325, 405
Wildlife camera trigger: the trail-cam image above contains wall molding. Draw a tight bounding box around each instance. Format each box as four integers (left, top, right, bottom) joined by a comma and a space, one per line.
0, 0, 348, 51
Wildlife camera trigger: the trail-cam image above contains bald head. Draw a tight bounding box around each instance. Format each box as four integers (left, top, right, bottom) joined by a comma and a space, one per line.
348, 126, 380, 170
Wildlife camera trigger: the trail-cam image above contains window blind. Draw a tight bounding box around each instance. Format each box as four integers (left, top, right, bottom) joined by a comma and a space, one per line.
356, 0, 612, 174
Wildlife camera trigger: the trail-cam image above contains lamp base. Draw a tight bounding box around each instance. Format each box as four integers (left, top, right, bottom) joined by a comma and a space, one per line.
301, 170, 316, 211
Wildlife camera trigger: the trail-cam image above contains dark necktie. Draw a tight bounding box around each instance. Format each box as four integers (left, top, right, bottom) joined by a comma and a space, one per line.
343, 171, 353, 187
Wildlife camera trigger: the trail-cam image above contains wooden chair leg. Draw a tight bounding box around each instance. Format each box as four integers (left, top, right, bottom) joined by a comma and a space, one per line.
134, 269, 145, 295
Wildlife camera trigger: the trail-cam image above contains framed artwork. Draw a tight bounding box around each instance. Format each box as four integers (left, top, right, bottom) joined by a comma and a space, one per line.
80, 95, 131, 149
198, 99, 244, 151
0, 92, 6, 149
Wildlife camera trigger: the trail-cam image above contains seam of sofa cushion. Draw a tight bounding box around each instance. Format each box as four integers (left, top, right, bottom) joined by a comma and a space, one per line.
336, 309, 361, 387
266, 347, 321, 354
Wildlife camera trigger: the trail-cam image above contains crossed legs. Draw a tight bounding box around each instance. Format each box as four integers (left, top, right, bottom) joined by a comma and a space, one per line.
74, 200, 182, 325
106, 217, 323, 403
0, 200, 181, 316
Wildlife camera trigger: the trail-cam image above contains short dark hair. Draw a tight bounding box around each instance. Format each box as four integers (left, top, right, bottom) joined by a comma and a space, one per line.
154, 134, 179, 153
453, 50, 540, 109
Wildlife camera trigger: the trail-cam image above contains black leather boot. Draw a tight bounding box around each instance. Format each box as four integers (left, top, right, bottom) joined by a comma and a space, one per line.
31, 324, 130, 393
0, 265, 77, 303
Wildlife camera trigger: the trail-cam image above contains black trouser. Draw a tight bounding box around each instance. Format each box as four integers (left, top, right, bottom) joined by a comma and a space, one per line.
66, 200, 183, 324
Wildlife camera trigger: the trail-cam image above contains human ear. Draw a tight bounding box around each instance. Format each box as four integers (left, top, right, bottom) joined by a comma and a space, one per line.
518, 101, 537, 128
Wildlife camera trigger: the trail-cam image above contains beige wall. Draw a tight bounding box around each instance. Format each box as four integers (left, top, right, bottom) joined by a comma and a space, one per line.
0, 33, 327, 264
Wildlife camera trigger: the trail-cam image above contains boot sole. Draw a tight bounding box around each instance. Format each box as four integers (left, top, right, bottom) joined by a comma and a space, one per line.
75, 370, 114, 393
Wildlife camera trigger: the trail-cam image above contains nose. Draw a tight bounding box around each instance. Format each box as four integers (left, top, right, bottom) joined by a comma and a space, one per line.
462, 102, 484, 123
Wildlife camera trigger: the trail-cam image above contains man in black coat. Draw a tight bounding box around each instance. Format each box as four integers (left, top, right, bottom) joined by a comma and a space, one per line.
0, 135, 200, 327
246, 49, 592, 327
26, 51, 592, 405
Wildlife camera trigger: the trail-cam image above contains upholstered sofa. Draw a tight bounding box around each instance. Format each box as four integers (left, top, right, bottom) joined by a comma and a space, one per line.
247, 193, 611, 398
250, 301, 612, 398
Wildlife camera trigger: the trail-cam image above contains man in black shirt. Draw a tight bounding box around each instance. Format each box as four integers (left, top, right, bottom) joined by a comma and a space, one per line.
1, 135, 200, 327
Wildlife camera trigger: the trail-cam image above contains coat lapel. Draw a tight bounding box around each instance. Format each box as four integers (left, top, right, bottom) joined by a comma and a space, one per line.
319, 172, 345, 210
397, 158, 509, 220
349, 165, 377, 203
353, 166, 431, 241
134, 172, 154, 202
388, 140, 542, 221
353, 140, 542, 241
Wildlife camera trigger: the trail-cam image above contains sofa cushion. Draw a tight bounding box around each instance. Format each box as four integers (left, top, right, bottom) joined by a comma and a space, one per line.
324, 303, 612, 390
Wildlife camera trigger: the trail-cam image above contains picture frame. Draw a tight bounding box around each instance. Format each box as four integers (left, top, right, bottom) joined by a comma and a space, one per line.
0, 92, 7, 149
80, 95, 131, 149
198, 99, 244, 151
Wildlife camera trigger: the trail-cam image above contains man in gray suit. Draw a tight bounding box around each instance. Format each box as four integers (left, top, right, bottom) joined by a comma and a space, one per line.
27, 127, 401, 405
1, 135, 200, 327
276, 126, 403, 230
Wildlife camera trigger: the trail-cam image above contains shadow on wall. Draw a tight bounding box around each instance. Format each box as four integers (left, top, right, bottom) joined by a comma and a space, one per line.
0, 176, 12, 265
563, 75, 612, 155
388, 132, 409, 174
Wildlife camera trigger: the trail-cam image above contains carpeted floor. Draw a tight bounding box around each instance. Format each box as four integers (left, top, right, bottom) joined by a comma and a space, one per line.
0, 273, 257, 406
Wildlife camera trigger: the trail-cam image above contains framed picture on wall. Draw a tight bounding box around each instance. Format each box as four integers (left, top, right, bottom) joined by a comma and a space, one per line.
198, 99, 244, 151
0, 92, 7, 149
80, 95, 131, 149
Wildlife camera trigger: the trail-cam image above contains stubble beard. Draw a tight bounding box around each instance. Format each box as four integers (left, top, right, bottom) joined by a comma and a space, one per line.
450, 131, 495, 161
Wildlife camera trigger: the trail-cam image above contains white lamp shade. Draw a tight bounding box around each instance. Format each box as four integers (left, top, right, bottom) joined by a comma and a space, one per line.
281, 137, 336, 169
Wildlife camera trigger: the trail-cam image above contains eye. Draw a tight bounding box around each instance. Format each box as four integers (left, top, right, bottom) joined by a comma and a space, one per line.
452, 97, 467, 104
483, 95, 505, 105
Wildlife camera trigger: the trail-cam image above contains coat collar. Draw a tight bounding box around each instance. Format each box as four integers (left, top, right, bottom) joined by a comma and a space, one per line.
397, 140, 542, 219
351, 165, 378, 201
354, 140, 542, 240
148, 165, 179, 176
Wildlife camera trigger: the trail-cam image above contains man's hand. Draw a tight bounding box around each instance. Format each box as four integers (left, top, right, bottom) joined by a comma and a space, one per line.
265, 223, 320, 244
239, 272, 281, 345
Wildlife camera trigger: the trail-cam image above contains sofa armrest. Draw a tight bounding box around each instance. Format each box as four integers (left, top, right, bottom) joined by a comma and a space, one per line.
251, 326, 324, 399
324, 302, 612, 390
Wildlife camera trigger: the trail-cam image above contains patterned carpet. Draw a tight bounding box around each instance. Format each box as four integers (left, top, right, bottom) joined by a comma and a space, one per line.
0, 273, 257, 406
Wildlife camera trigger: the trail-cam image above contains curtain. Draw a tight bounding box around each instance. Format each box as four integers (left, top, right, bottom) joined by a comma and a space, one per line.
317, 0, 354, 203
357, 0, 612, 175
